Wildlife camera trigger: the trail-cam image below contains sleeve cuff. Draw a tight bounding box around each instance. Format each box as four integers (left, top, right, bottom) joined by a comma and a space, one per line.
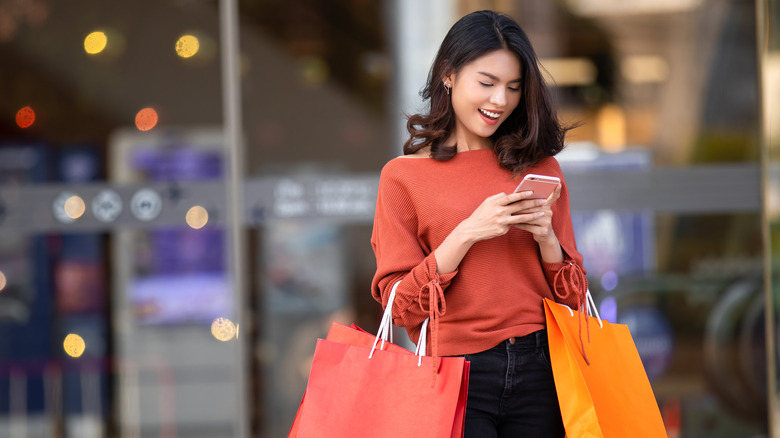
542, 258, 587, 309
425, 252, 458, 286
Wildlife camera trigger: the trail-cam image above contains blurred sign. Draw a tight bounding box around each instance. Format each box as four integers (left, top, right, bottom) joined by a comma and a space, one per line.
560, 146, 655, 276
619, 305, 674, 380
130, 188, 162, 221
92, 189, 123, 223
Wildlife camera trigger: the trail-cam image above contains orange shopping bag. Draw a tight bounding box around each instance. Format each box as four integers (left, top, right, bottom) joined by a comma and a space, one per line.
544, 295, 667, 438
290, 281, 469, 438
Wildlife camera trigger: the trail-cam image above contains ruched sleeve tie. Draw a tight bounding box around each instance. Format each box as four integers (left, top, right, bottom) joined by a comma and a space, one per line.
553, 262, 592, 365
418, 275, 446, 384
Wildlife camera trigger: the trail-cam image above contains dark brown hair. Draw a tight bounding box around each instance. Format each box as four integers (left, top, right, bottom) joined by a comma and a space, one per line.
404, 10, 572, 173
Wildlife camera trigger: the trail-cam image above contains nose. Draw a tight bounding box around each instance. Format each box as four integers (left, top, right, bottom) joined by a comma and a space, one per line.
489, 88, 506, 107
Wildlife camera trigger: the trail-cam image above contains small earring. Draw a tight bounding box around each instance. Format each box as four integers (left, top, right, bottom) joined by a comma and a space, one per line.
443, 82, 451, 95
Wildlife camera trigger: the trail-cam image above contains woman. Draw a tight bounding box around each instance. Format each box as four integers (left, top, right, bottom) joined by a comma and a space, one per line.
370, 9, 587, 438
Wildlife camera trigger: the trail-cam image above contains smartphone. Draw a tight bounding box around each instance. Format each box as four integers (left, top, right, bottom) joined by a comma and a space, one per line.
513, 173, 560, 200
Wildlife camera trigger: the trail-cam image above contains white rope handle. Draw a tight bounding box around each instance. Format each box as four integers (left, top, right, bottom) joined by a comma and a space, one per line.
585, 289, 603, 328
368, 279, 430, 366
557, 302, 574, 317
414, 318, 430, 367
369, 280, 401, 359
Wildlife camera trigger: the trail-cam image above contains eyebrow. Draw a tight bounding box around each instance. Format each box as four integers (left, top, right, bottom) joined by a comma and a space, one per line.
478, 71, 522, 83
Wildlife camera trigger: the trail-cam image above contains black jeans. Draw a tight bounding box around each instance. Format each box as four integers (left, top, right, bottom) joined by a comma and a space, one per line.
462, 330, 565, 438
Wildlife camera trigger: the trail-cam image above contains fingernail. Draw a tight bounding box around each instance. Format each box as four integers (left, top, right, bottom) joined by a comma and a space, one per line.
536, 212, 544, 218
537, 199, 546, 205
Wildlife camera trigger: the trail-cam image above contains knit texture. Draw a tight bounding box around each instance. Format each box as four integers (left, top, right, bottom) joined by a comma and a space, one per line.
371, 149, 587, 356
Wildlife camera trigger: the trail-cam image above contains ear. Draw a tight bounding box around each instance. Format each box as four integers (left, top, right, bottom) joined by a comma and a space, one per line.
442, 73, 455, 88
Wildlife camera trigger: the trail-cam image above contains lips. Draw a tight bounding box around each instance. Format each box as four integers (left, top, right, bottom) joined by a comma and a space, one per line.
478, 108, 503, 125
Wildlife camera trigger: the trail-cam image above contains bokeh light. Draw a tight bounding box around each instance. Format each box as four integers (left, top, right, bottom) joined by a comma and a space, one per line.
175, 34, 200, 58
135, 108, 158, 131
84, 31, 107, 55
0, 271, 6, 292
596, 104, 627, 152
599, 296, 618, 323
186, 205, 209, 229
211, 317, 236, 342
600, 270, 619, 292
621, 55, 669, 84
15, 106, 35, 128
63, 195, 86, 219
63, 333, 86, 358
298, 56, 329, 85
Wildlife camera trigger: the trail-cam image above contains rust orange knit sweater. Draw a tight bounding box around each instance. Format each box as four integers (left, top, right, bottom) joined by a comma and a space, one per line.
371, 149, 587, 356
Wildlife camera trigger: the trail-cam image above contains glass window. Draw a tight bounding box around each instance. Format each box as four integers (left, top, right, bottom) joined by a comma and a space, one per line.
488, 0, 765, 435
0, 0, 772, 436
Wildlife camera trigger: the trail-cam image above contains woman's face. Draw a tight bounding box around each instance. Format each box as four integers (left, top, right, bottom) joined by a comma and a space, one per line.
445, 48, 522, 147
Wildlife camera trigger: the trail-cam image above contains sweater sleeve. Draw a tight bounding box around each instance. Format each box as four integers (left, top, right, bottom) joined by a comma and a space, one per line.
540, 162, 588, 310
370, 162, 458, 328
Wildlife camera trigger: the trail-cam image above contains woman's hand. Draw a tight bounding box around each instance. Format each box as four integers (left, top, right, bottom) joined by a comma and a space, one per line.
434, 186, 564, 274
455, 190, 543, 244
513, 184, 564, 263
512, 183, 560, 244
434, 190, 540, 274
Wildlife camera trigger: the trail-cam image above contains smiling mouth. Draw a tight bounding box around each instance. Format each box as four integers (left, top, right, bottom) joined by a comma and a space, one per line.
478, 108, 501, 120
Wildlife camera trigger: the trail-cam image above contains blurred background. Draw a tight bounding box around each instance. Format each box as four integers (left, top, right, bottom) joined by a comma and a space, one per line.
0, 0, 779, 436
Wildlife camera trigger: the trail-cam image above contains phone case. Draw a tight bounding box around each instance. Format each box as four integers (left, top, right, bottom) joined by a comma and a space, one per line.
514, 174, 560, 199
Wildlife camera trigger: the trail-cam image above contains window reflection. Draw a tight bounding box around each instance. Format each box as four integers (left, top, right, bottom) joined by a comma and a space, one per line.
0, 0, 772, 436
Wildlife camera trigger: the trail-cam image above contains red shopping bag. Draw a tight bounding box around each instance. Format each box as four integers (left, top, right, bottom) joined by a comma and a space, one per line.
296, 338, 467, 438
544, 298, 667, 437
289, 322, 470, 438
292, 278, 469, 437
289, 322, 419, 436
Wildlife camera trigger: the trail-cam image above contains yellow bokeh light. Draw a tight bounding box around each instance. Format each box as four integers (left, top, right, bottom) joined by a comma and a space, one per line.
621, 55, 669, 84
597, 104, 627, 153
211, 317, 236, 342
0, 271, 6, 292
186, 205, 209, 229
63, 334, 86, 358
84, 31, 108, 55
299, 56, 329, 85
175, 35, 200, 58
63, 195, 86, 219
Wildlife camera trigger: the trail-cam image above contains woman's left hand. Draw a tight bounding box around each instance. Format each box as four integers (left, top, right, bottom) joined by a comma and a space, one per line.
512, 183, 561, 245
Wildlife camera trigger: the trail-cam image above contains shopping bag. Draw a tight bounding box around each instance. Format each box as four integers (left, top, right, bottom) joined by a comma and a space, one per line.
296, 339, 467, 437
290, 281, 469, 437
287, 321, 422, 436
544, 296, 667, 438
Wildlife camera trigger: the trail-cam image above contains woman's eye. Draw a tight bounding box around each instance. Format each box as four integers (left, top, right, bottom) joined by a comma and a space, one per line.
508, 87, 520, 92
479, 82, 493, 87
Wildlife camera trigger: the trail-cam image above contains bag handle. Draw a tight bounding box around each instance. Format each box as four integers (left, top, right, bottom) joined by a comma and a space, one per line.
373, 280, 400, 350
556, 289, 603, 329
585, 289, 603, 328
414, 319, 429, 366
369, 280, 429, 367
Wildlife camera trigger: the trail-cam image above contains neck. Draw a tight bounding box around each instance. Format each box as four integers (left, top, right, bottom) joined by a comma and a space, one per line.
447, 131, 492, 153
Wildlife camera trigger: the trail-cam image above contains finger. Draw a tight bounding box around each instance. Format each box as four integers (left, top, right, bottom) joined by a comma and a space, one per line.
509, 200, 550, 215
513, 223, 540, 234
501, 191, 527, 205
508, 211, 545, 224
508, 202, 542, 216
485, 192, 508, 202
544, 184, 562, 206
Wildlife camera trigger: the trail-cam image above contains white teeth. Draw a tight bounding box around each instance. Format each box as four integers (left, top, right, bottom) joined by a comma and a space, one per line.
479, 109, 500, 119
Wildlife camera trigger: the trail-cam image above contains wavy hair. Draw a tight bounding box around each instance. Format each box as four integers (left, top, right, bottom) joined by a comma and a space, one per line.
404, 10, 573, 173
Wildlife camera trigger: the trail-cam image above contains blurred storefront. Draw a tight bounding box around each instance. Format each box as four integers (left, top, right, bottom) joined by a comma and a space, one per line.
0, 0, 777, 437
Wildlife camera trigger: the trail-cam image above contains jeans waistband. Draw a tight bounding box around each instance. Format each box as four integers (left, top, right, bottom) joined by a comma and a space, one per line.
492, 329, 547, 351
